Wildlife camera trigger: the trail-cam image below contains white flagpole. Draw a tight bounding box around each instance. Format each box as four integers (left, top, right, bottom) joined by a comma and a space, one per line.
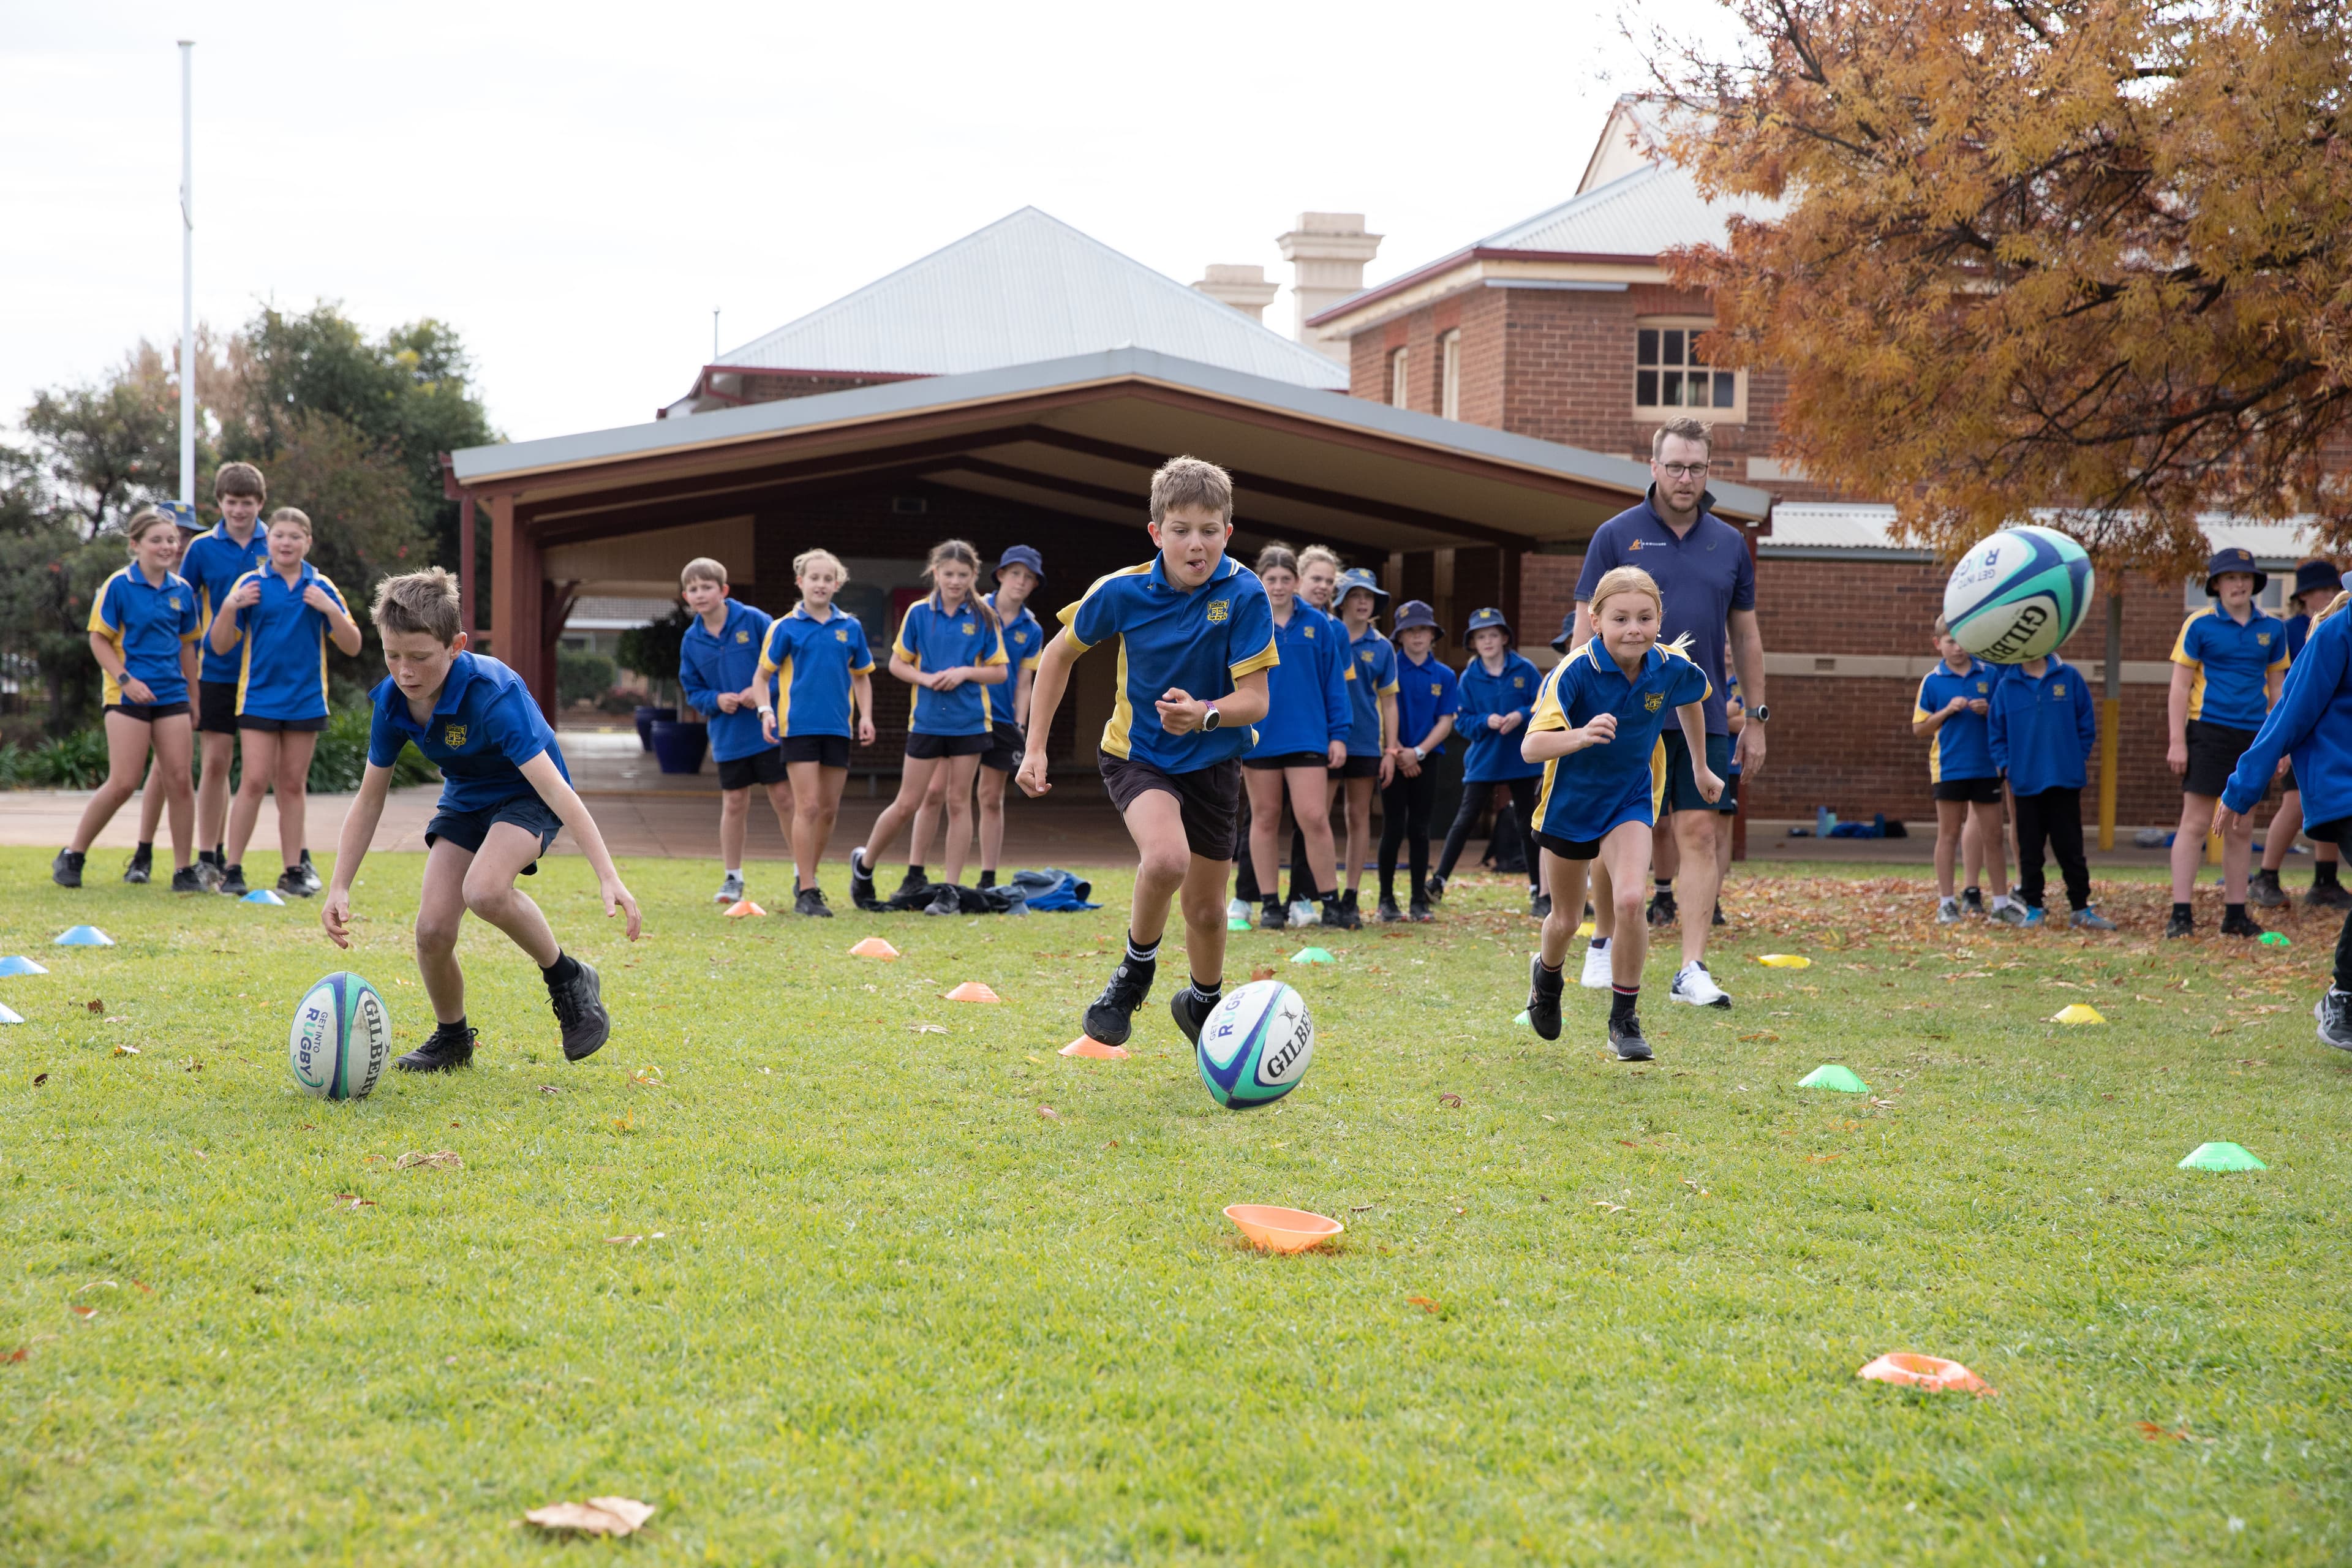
178, 39, 195, 507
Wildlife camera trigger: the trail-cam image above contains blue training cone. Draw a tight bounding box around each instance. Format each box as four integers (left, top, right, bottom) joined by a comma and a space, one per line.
54, 926, 115, 948
0, 1001, 21, 1025
0, 956, 48, 978
241, 889, 287, 906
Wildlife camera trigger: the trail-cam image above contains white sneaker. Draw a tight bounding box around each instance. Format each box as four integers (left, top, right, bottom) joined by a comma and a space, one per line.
1670, 959, 1731, 1008
1226, 899, 1251, 924
1287, 899, 1317, 929
1580, 938, 1613, 990
1987, 896, 2030, 928
1936, 896, 1962, 924
714, 872, 744, 904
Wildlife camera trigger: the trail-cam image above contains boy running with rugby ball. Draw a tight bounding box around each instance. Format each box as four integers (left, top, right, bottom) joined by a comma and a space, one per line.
322, 568, 641, 1069
1017, 456, 1276, 1047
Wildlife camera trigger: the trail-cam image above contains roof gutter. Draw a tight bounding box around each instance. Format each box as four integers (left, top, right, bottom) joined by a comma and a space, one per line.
1306, 245, 1667, 331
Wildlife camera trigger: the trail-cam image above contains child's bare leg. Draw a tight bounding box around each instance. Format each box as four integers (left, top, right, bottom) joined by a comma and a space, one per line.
274, 729, 317, 872
459, 823, 560, 967
1243, 767, 1287, 895
2264, 793, 2302, 873
762, 777, 794, 873
1600, 822, 1653, 988
2219, 804, 2254, 902
1121, 790, 1193, 946
1344, 775, 1375, 894
136, 753, 167, 848
225, 729, 280, 867
1935, 799, 1966, 897
197, 729, 235, 853
1967, 801, 2011, 897
976, 766, 1009, 873
939, 753, 982, 885
1590, 853, 1616, 943
909, 768, 950, 872
1286, 764, 1336, 897
788, 762, 845, 888
718, 786, 750, 872
1540, 853, 1589, 968
151, 715, 195, 869
859, 755, 943, 871
68, 712, 149, 852
1177, 853, 1231, 987
2170, 793, 2211, 904
414, 840, 474, 1024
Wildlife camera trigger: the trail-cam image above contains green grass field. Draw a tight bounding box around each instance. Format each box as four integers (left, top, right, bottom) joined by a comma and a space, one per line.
2, 844, 2347, 1564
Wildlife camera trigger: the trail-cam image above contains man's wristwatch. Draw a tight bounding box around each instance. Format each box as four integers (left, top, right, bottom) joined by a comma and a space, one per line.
1202, 704, 1222, 733
1746, 704, 1770, 723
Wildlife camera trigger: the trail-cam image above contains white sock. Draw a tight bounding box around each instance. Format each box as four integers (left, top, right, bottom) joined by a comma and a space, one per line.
726, 867, 741, 878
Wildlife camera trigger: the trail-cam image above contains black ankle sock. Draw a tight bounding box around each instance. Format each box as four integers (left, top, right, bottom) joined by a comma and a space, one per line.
1125, 931, 1160, 966
432, 1015, 469, 1039
1962, 885, 1980, 899
907, 864, 925, 881
1263, 895, 1284, 918
543, 952, 581, 987
1191, 978, 1222, 1004
977, 869, 996, 889
1655, 879, 1672, 896
2318, 862, 2343, 888
2173, 902, 2193, 921
1539, 958, 1562, 976
1610, 984, 1640, 1025
134, 840, 153, 858
2226, 902, 2247, 921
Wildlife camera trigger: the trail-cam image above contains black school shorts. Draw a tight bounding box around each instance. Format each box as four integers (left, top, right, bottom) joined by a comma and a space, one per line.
1534, 830, 1602, 862
907, 731, 989, 760
197, 680, 240, 734
2281, 762, 2299, 794
780, 733, 850, 769
1243, 750, 1327, 772
424, 794, 563, 875
980, 719, 1023, 774
2304, 814, 2352, 851
107, 699, 190, 723
2184, 720, 2258, 799
238, 713, 328, 733
1932, 775, 2003, 805
1098, 753, 1241, 862
1333, 753, 1382, 780
1660, 731, 1738, 813
715, 747, 789, 790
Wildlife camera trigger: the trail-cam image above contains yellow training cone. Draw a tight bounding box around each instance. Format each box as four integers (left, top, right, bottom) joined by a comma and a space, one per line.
2050, 1003, 2106, 1025
1758, 954, 1812, 969
849, 937, 900, 959
1575, 921, 1596, 938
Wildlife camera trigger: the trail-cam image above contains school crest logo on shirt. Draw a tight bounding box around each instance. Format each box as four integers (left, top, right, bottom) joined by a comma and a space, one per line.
1303, 625, 1315, 639
1429, 682, 1442, 696
443, 724, 467, 747
735, 630, 750, 643
835, 628, 850, 643
1207, 600, 1230, 624
1513, 677, 1526, 688
2256, 633, 2272, 647
1976, 682, 1988, 693
961, 622, 976, 636
2051, 685, 2065, 697
168, 596, 182, 610
1359, 650, 1373, 663
1645, 692, 1665, 712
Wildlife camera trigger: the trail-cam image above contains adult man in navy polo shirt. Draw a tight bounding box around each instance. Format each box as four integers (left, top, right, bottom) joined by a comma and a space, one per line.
1559, 416, 1767, 1010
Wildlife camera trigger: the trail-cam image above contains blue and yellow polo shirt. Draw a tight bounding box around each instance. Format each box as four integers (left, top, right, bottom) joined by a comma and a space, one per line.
1393, 651, 1461, 757
367, 651, 568, 815
1345, 627, 1399, 758
893, 595, 1007, 736
1529, 637, 1711, 843
225, 562, 347, 721
984, 594, 1044, 728
2173, 606, 2289, 730
1913, 656, 2000, 782
179, 522, 269, 685
88, 565, 201, 706
1246, 603, 1353, 759
758, 604, 875, 741
1060, 552, 1277, 770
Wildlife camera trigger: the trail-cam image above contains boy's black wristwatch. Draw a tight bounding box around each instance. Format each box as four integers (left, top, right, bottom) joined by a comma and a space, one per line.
1747, 704, 1770, 723
1202, 704, 1222, 732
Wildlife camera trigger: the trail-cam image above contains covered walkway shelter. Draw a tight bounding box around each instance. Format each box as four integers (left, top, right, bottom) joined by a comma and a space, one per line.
448, 347, 1770, 761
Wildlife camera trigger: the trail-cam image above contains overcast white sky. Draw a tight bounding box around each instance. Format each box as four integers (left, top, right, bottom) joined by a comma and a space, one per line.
3, 1, 1734, 451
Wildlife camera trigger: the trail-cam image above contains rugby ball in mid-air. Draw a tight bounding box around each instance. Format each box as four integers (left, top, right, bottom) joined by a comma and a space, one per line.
1196, 979, 1314, 1109
1942, 525, 2095, 663
289, 971, 391, 1101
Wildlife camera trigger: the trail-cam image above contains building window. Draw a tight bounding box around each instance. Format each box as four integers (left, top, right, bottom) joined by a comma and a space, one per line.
1635, 318, 1742, 417
1389, 348, 1409, 408
1439, 331, 1461, 421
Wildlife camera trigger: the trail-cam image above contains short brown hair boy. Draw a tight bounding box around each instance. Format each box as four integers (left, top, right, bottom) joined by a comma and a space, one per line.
1148, 454, 1233, 524
680, 557, 728, 588
372, 567, 463, 644
214, 462, 266, 500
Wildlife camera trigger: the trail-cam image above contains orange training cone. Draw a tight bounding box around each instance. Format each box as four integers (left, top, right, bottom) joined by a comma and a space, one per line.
1060, 1036, 1130, 1060
1856, 1352, 1996, 1396
945, 981, 1001, 1003
723, 900, 767, 918
849, 937, 899, 959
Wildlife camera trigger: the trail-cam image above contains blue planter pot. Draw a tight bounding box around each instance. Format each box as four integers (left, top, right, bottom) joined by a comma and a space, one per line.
649, 720, 707, 775
633, 705, 676, 752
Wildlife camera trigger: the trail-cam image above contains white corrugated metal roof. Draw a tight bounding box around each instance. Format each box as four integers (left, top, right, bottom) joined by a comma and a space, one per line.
714, 207, 1347, 391
1476, 159, 1786, 258
1763, 503, 2325, 564
567, 595, 677, 630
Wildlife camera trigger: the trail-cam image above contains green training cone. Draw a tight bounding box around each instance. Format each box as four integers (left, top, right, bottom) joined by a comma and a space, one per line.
2179, 1141, 2266, 1172
1798, 1064, 1870, 1093
1227, 917, 1251, 932
1290, 947, 1336, 965
1514, 1010, 1532, 1027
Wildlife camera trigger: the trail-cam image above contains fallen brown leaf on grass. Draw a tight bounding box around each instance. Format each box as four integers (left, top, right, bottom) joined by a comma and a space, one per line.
393, 1150, 464, 1172
329, 1194, 377, 1210
32, 1073, 47, 1086
131, 1281, 151, 1294
610, 1112, 635, 1134
1251, 965, 1277, 982
1591, 1200, 1627, 1213
1737, 1031, 1779, 1042
537, 1085, 559, 1095
1806, 1153, 1842, 1163
1406, 1295, 1441, 1313
85, 998, 103, 1015
524, 1497, 655, 1537
111, 1044, 139, 1057
1438, 1092, 1464, 1108
907, 1023, 949, 1036
69, 1305, 96, 1320
629, 1066, 666, 1087
1036, 1106, 1061, 1122
4, 1347, 24, 1362
2135, 1420, 2193, 1442
603, 1233, 667, 1246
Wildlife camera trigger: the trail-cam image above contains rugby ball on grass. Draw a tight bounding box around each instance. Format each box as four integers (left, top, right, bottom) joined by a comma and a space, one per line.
1942, 525, 2094, 663
1196, 979, 1314, 1109
289, 971, 391, 1101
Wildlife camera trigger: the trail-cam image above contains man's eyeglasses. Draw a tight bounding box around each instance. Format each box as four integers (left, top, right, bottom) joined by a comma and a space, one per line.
1656, 462, 1710, 480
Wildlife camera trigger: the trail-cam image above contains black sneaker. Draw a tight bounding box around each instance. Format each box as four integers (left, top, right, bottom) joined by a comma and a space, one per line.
276, 867, 312, 899
2307, 880, 2352, 911
2164, 908, 2195, 940
1960, 888, 1986, 918
2316, 989, 2352, 1052
169, 867, 205, 893
195, 856, 224, 893
924, 883, 961, 917
1084, 955, 1156, 1047
51, 849, 83, 888
1610, 1013, 1653, 1062
2220, 908, 2265, 940
396, 1022, 478, 1072
123, 851, 151, 885
548, 960, 610, 1061
1646, 890, 1678, 927
1409, 895, 1434, 923
1422, 873, 1446, 904
1377, 895, 1405, 923
1319, 898, 1347, 929
2248, 869, 2286, 909
1261, 898, 1285, 932
219, 863, 247, 897
848, 848, 883, 912
1337, 890, 1363, 930
295, 852, 323, 895
1529, 889, 1551, 920
794, 886, 834, 918
1170, 984, 1216, 1046
894, 866, 929, 901
1525, 954, 1564, 1041
1711, 903, 1727, 927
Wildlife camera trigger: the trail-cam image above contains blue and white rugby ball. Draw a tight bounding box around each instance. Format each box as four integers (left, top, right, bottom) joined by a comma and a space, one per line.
1196, 979, 1314, 1109
1942, 525, 2095, 663
288, 971, 392, 1101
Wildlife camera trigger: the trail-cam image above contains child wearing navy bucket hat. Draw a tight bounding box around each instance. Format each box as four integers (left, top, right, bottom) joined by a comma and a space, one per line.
2252, 558, 2350, 913
2165, 546, 2290, 939
1379, 600, 1460, 921
1330, 567, 1398, 925
1430, 606, 1548, 918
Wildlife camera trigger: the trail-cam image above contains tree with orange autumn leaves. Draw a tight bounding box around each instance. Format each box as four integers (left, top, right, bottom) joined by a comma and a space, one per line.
1646, 1, 2352, 573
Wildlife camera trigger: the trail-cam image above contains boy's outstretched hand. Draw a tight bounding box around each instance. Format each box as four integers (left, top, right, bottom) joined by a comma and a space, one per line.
1155, 687, 1205, 734
602, 876, 644, 941
321, 888, 353, 949
1017, 749, 1050, 798
1694, 766, 1725, 805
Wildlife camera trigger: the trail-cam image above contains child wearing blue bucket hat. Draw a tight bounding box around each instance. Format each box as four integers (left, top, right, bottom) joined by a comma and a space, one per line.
1380, 600, 1459, 921
2166, 546, 2290, 939
1430, 607, 1547, 918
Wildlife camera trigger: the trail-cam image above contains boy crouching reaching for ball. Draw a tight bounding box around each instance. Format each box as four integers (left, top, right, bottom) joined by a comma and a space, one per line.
1522, 567, 1719, 1061
1017, 456, 1276, 1047
322, 568, 641, 1070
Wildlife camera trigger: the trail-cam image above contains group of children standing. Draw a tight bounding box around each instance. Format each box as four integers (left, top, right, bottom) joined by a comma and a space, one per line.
56, 461, 354, 899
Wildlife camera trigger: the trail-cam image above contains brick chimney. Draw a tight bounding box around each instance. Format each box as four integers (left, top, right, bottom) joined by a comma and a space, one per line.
1192, 263, 1279, 323
1277, 213, 1382, 366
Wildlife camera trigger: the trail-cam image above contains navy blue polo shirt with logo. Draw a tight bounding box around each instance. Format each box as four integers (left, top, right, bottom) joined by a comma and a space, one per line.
368, 651, 570, 814
1060, 553, 1278, 770
181, 522, 270, 685
1574, 488, 1755, 735
893, 595, 1008, 736
680, 599, 777, 763
88, 565, 201, 706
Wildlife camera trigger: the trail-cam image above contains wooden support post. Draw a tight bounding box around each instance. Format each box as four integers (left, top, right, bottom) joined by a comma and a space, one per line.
488, 493, 549, 713
2098, 588, 2122, 851
458, 490, 477, 637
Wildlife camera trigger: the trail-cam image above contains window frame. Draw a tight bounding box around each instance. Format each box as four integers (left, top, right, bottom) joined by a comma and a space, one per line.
1389, 347, 1409, 409
1438, 330, 1461, 421
1633, 315, 1745, 422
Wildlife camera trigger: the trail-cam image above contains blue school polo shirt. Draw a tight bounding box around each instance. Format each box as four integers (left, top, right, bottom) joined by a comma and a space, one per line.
1061, 553, 1278, 770
1246, 604, 1353, 759
228, 563, 347, 721
893, 596, 1007, 736
1345, 627, 1399, 757
2172, 606, 2289, 730
984, 595, 1044, 728
2285, 612, 2312, 660
758, 604, 875, 740
1988, 655, 2097, 795
88, 565, 200, 706
679, 600, 775, 764
1913, 657, 2000, 782
1574, 489, 1754, 736
1457, 651, 1545, 782
2223, 609, 2352, 831
368, 651, 569, 814
180, 523, 269, 685
1393, 651, 1461, 756
1529, 638, 1711, 843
